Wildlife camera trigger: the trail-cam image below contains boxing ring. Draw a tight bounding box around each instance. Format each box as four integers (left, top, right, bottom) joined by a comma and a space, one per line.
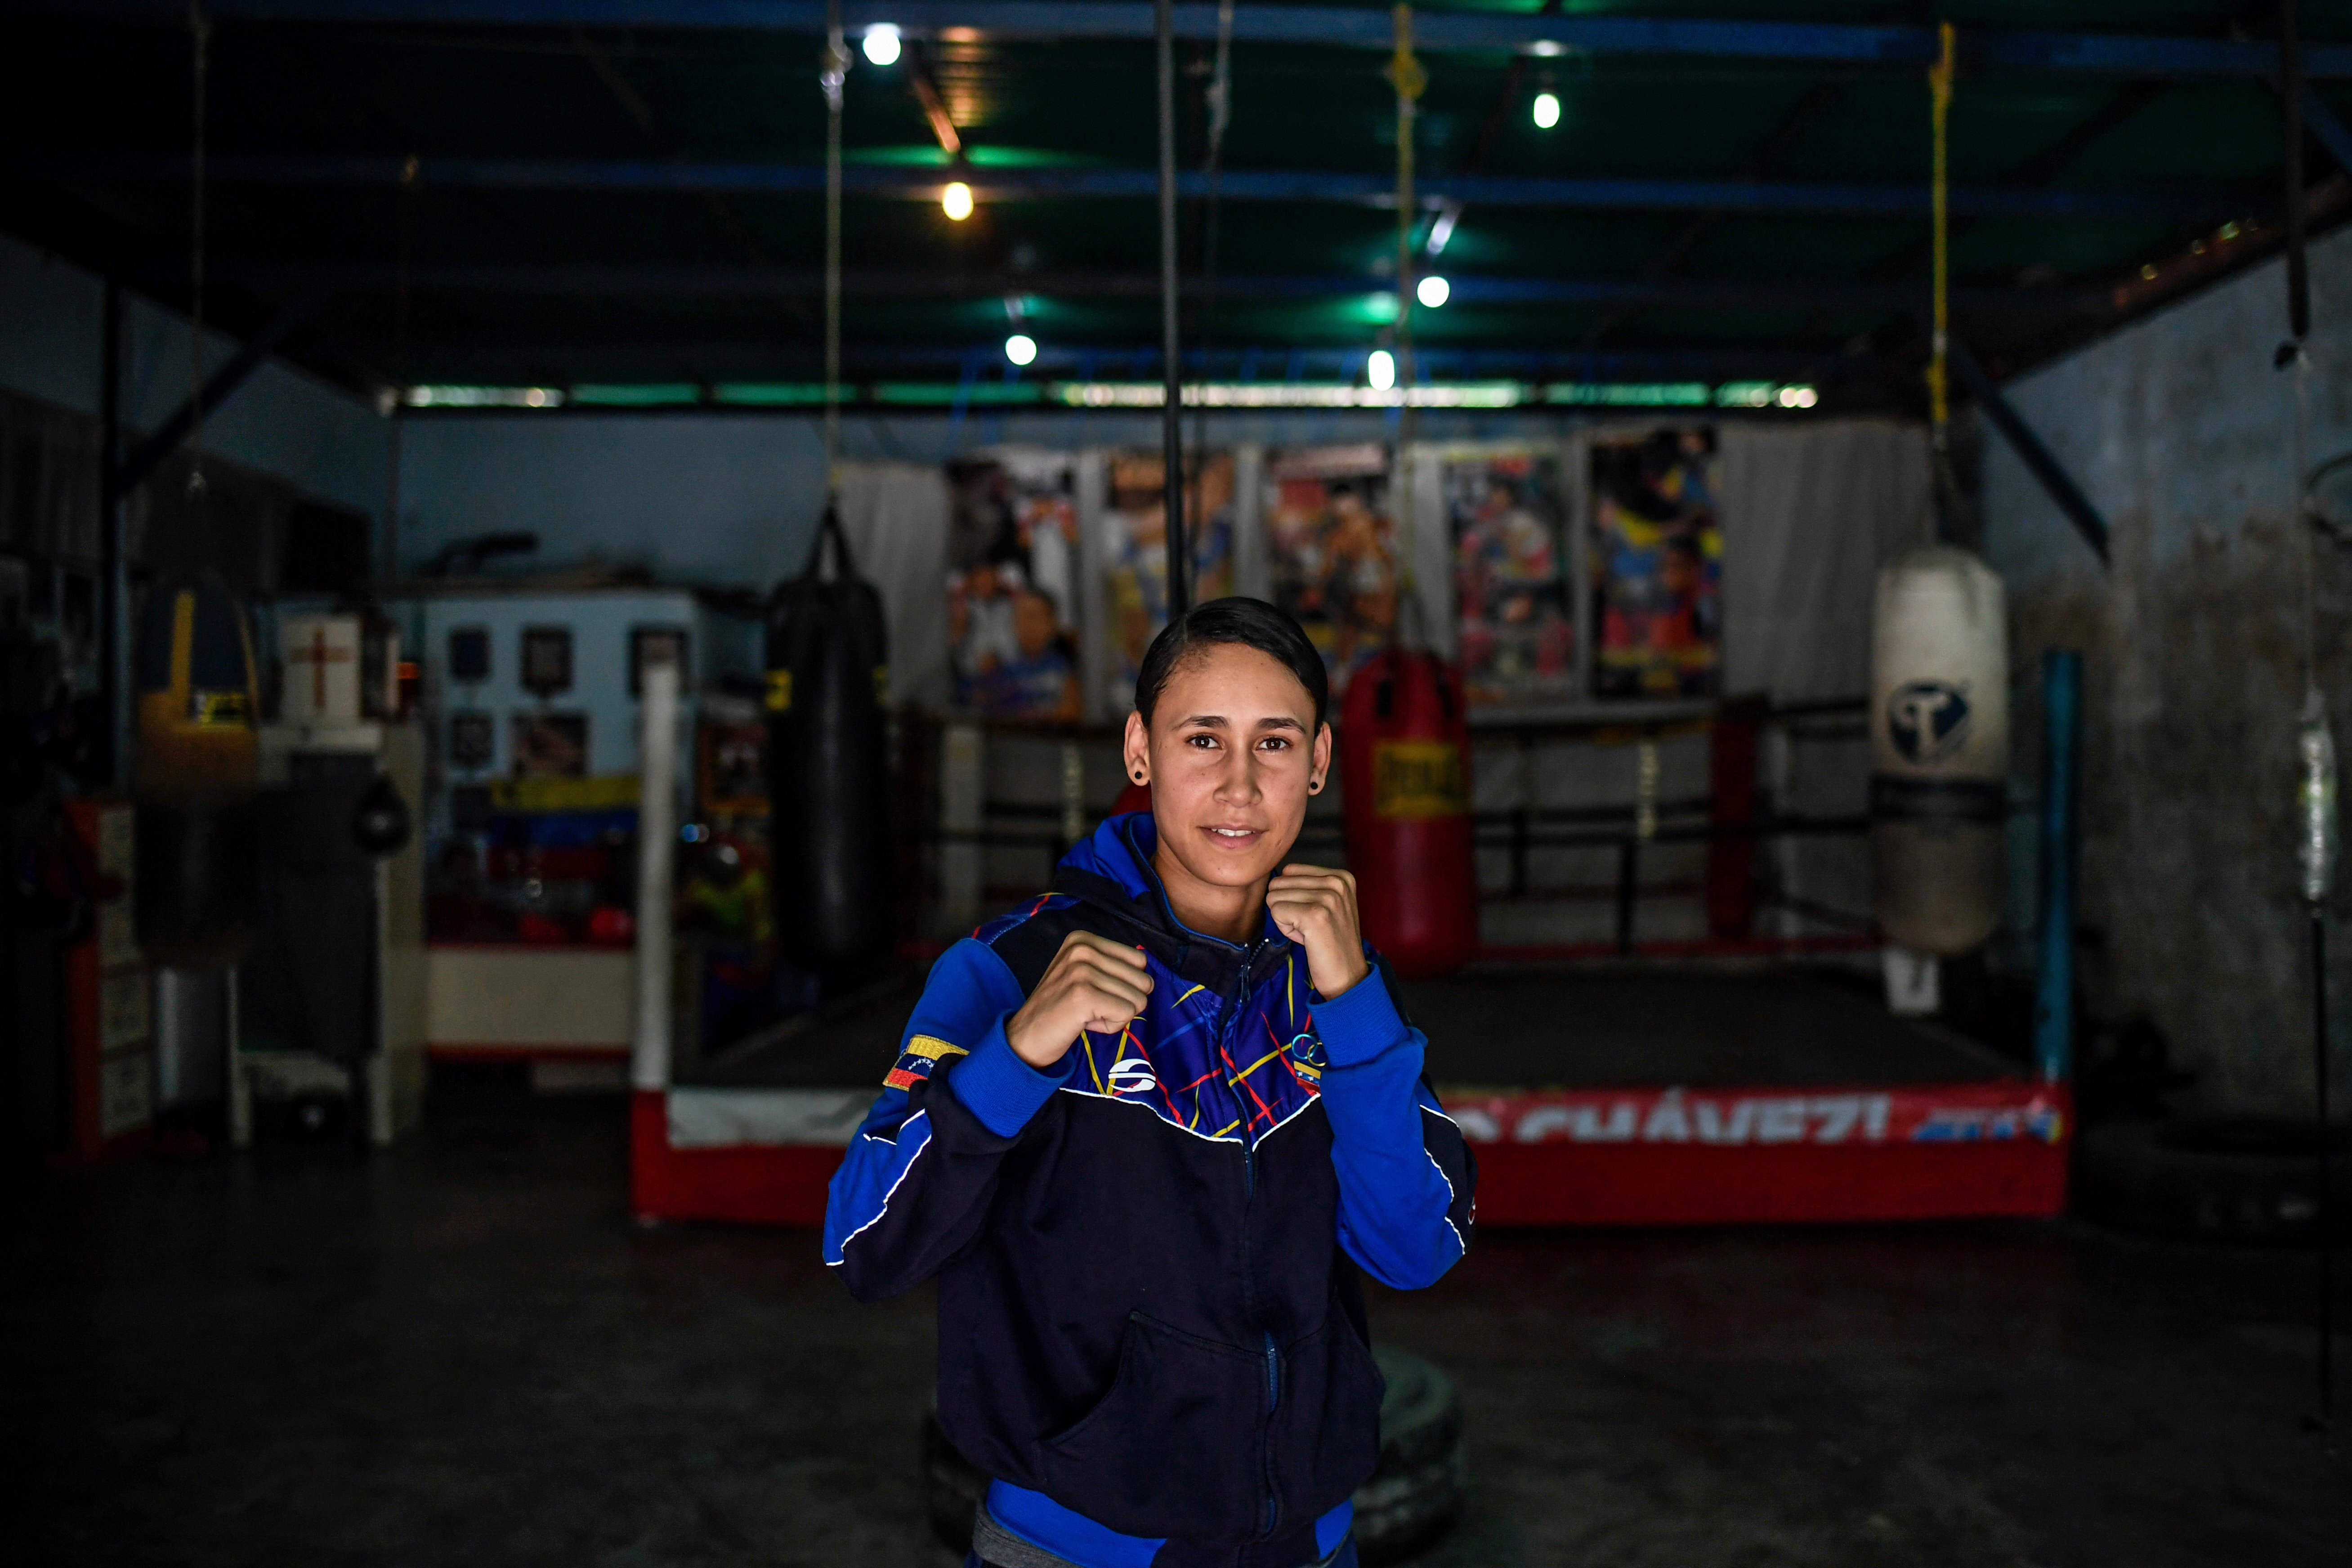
626, 682, 2067, 1229
628, 963, 2065, 1229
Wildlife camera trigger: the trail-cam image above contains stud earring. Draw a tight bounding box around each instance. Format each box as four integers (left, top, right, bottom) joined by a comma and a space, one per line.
1133, 769, 1145, 782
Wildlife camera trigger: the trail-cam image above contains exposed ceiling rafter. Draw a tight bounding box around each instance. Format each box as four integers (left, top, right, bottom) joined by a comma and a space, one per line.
33, 1, 2352, 78
22, 153, 2267, 224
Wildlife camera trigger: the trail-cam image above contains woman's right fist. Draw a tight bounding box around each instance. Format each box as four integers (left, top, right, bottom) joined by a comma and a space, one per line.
1005, 930, 1154, 1068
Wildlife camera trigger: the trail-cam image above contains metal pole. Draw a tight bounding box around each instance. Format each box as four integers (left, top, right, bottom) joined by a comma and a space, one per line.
2284, 0, 2310, 344
99, 279, 128, 791
1155, 0, 1188, 618
2312, 909, 2335, 1425
631, 649, 679, 1097
823, 1, 847, 489
2035, 648, 2083, 1084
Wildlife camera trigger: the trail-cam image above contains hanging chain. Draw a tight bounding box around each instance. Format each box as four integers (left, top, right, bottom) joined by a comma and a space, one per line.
1189, 0, 1235, 497
1926, 22, 1954, 450
1385, 4, 1426, 621
187, 2, 211, 500
821, 3, 849, 491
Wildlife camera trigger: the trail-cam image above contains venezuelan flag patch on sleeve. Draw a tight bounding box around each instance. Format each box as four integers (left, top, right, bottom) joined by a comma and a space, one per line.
884, 1034, 969, 1090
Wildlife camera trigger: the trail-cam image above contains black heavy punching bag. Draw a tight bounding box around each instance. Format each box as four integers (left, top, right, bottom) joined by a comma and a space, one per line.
767, 505, 895, 974
134, 578, 261, 967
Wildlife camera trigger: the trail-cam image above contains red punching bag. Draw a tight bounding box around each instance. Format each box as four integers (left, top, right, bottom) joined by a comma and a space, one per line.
1339, 649, 1478, 979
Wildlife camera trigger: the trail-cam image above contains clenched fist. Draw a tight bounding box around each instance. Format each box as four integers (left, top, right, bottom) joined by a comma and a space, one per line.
1006, 930, 1155, 1068
1267, 864, 1370, 1000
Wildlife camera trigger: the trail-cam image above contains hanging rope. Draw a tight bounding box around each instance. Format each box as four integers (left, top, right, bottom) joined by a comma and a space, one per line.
1187, 0, 1235, 507
382, 153, 418, 583
1925, 22, 1954, 454
1155, 0, 1187, 616
1385, 4, 1426, 629
187, 2, 211, 503
821, 2, 849, 495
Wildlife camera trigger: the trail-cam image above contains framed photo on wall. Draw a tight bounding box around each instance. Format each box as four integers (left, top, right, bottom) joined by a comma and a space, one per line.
511, 712, 588, 777
1101, 451, 1235, 707
519, 625, 574, 698
946, 454, 1087, 719
629, 625, 690, 697
448, 710, 495, 772
1588, 429, 1722, 700
1444, 449, 1575, 707
1263, 443, 1395, 698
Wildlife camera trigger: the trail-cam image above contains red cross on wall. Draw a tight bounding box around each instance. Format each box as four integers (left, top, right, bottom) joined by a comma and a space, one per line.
291, 625, 354, 713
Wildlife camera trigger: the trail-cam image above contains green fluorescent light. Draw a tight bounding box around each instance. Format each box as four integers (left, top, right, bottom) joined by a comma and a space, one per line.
569, 383, 702, 406
714, 383, 834, 405
396, 379, 1817, 415
1051, 383, 1521, 409
845, 145, 1104, 169
873, 382, 1047, 405
1543, 382, 1713, 407
1715, 381, 1820, 409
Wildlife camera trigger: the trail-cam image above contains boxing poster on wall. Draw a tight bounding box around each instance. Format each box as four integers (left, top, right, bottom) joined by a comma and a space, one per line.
1445, 449, 1575, 706
946, 454, 1084, 719
1588, 429, 1722, 700
1263, 443, 1397, 697
1102, 451, 1235, 705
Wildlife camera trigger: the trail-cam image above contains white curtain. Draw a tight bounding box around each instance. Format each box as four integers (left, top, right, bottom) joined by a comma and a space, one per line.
1717, 418, 1934, 701
1716, 417, 1933, 932
836, 461, 952, 710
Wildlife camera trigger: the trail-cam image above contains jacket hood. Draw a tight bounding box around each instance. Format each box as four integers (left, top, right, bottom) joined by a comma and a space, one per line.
1053, 811, 1292, 976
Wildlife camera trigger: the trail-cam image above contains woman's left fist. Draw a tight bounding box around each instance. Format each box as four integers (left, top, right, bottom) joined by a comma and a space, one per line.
1266, 864, 1370, 999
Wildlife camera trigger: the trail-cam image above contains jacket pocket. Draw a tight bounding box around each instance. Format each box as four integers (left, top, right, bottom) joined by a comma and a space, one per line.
1268, 1299, 1386, 1528
1036, 1312, 1267, 1541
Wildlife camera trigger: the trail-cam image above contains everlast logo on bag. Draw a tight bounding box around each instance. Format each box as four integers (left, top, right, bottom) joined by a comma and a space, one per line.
1372, 739, 1467, 819
186, 690, 251, 727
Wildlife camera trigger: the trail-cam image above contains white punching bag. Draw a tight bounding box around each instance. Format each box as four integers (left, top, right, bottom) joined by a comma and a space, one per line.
1871, 545, 2008, 955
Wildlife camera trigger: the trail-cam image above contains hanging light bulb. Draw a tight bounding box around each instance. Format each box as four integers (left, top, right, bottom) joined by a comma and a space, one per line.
1366, 349, 1396, 391
862, 24, 902, 66
1416, 275, 1450, 309
942, 181, 974, 221
1532, 90, 1561, 130
1005, 333, 1037, 366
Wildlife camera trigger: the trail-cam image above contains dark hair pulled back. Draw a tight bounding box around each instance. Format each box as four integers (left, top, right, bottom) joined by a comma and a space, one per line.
1133, 596, 1329, 730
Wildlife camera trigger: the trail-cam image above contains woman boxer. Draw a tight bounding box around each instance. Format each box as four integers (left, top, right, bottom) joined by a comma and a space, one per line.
824, 596, 1474, 1568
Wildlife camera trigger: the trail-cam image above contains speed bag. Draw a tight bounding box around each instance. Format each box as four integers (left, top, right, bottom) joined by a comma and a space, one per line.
133, 578, 261, 967
766, 508, 895, 974
1339, 649, 1478, 980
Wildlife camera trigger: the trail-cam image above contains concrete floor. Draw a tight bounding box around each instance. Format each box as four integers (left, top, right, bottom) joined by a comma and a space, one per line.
9, 1088, 2349, 1568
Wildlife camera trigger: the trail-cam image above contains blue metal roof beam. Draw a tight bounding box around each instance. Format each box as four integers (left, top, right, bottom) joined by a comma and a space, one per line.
25, 154, 2262, 223
186, 261, 2106, 313
37, 2, 2352, 77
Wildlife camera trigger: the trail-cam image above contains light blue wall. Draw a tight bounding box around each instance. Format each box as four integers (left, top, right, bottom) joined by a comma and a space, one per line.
0, 233, 387, 517
390, 406, 1592, 587
1982, 223, 2352, 1117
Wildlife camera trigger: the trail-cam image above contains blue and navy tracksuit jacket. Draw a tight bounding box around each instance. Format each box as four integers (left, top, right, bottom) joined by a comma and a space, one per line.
823, 812, 1475, 1568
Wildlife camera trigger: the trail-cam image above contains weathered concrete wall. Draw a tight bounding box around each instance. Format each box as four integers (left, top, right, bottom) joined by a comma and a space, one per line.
1983, 224, 2352, 1117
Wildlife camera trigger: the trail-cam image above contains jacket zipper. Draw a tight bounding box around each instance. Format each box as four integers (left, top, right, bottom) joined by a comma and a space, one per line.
1209, 940, 1290, 1538
1220, 941, 1289, 1538
1219, 942, 1263, 1195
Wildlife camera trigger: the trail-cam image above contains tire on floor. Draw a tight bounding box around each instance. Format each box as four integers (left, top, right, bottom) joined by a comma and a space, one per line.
921, 1346, 1468, 1564
2077, 1116, 2352, 1245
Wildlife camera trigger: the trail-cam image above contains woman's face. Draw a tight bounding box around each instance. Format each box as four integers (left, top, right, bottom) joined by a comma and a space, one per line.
1125, 641, 1329, 893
